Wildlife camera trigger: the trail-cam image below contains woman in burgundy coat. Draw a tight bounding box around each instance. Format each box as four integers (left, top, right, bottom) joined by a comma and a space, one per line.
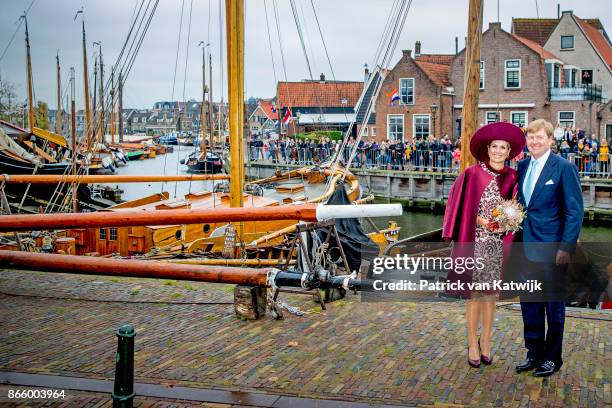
443, 122, 525, 368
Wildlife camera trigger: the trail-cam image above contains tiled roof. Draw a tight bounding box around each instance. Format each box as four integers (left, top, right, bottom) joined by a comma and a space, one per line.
575, 16, 612, 69
259, 99, 277, 120
510, 33, 560, 60
415, 54, 454, 65
277, 81, 363, 108
414, 60, 450, 87
511, 17, 605, 46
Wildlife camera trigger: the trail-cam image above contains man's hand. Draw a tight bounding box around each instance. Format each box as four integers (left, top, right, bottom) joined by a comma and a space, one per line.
556, 250, 571, 265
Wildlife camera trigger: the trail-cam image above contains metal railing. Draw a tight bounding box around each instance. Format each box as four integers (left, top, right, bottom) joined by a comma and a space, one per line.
247, 146, 611, 178
548, 83, 604, 103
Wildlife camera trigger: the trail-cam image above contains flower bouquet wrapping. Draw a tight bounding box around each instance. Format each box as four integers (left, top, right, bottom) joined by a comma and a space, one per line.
490, 200, 526, 233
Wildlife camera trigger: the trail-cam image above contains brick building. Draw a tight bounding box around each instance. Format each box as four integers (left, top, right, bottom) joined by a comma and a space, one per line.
513, 11, 611, 101
276, 75, 362, 136
371, 21, 608, 145
374, 42, 454, 142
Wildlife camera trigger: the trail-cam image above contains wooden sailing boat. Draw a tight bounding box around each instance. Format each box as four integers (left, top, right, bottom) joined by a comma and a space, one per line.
62, 0, 398, 259
0, 17, 108, 212
181, 44, 224, 174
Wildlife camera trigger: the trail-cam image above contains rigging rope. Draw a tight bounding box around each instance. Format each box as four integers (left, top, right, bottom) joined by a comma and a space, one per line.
0, 0, 37, 63
334, 0, 413, 180
174, 0, 195, 198
161, 0, 186, 191
263, 0, 278, 86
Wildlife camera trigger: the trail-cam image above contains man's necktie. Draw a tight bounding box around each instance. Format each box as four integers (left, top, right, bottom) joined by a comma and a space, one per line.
524, 160, 538, 206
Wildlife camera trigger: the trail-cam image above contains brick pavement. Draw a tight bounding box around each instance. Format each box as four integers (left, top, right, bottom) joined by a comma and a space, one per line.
0, 269, 610, 407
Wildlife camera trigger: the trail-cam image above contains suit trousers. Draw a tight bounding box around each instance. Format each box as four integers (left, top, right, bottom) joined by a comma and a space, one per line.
520, 260, 567, 366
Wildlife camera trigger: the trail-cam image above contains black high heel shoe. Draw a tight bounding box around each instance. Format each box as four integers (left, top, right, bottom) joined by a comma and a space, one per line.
479, 338, 493, 365
468, 345, 481, 368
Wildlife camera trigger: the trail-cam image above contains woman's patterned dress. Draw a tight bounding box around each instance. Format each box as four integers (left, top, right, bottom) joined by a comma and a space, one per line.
473, 162, 504, 289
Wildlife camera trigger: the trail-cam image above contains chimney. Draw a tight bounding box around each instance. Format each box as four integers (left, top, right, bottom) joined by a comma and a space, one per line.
455, 36, 458, 55
415, 41, 421, 56
364, 63, 370, 83
319, 73, 325, 83
489, 22, 501, 31
402, 49, 412, 61
557, 4, 560, 19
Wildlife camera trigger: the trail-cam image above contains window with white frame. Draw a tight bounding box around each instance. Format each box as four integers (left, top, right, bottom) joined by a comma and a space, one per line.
387, 115, 404, 141
372, 127, 377, 136
561, 35, 574, 49
399, 78, 414, 105
505, 59, 521, 89
486, 111, 500, 124
510, 112, 528, 128
413, 114, 430, 140
361, 126, 368, 136
558, 111, 575, 128
480, 61, 485, 90
553, 64, 560, 88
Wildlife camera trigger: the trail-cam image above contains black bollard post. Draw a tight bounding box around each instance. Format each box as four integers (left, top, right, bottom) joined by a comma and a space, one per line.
111, 325, 135, 408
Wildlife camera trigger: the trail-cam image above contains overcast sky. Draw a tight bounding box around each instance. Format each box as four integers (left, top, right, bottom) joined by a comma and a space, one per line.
0, 0, 609, 110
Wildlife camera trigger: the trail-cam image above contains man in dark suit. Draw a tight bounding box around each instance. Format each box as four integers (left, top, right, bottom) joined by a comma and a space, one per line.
515, 119, 583, 377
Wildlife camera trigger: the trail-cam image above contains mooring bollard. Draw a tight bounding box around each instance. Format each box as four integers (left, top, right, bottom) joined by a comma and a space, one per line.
111, 325, 135, 408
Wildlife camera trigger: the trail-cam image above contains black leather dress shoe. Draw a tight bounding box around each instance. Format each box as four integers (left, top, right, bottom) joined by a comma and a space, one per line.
533, 360, 560, 377
515, 358, 538, 373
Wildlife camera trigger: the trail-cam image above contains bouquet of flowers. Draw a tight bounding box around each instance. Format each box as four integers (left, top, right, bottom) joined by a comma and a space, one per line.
489, 200, 526, 233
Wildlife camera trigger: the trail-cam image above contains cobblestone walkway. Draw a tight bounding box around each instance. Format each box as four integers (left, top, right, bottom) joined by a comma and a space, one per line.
0, 270, 610, 407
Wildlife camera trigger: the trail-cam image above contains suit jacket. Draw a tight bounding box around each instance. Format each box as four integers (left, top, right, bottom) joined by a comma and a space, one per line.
517, 153, 583, 262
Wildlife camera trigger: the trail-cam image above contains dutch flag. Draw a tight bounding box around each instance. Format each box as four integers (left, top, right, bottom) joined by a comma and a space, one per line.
388, 88, 400, 105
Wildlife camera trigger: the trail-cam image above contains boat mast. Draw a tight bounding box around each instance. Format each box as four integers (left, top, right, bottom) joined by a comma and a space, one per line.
200, 42, 208, 157
79, 16, 92, 150
24, 17, 35, 131
226, 0, 244, 210
110, 70, 115, 144
118, 71, 123, 143
91, 56, 97, 138
56, 52, 62, 136
459, 0, 483, 171
209, 53, 215, 150
70, 67, 77, 212
95, 42, 104, 144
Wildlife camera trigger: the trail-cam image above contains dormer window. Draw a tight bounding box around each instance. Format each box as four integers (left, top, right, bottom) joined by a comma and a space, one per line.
561, 35, 574, 49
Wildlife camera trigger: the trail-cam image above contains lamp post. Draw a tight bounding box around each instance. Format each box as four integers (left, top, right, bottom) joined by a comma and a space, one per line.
430, 103, 438, 139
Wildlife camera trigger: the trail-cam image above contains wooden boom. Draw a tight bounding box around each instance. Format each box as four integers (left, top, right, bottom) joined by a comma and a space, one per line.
0, 250, 268, 286
0, 174, 229, 184
0, 203, 401, 232
0, 204, 319, 232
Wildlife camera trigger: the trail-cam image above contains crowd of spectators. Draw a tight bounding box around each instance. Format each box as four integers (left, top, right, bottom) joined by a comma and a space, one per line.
248, 124, 610, 177
551, 123, 609, 176
248, 135, 463, 171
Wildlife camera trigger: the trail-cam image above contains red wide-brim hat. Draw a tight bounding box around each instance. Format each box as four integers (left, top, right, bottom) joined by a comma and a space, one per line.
469, 122, 526, 162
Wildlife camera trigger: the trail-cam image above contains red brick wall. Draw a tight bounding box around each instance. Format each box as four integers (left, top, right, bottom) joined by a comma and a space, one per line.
597, 100, 612, 140
549, 101, 601, 136
449, 23, 549, 129
375, 50, 451, 143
